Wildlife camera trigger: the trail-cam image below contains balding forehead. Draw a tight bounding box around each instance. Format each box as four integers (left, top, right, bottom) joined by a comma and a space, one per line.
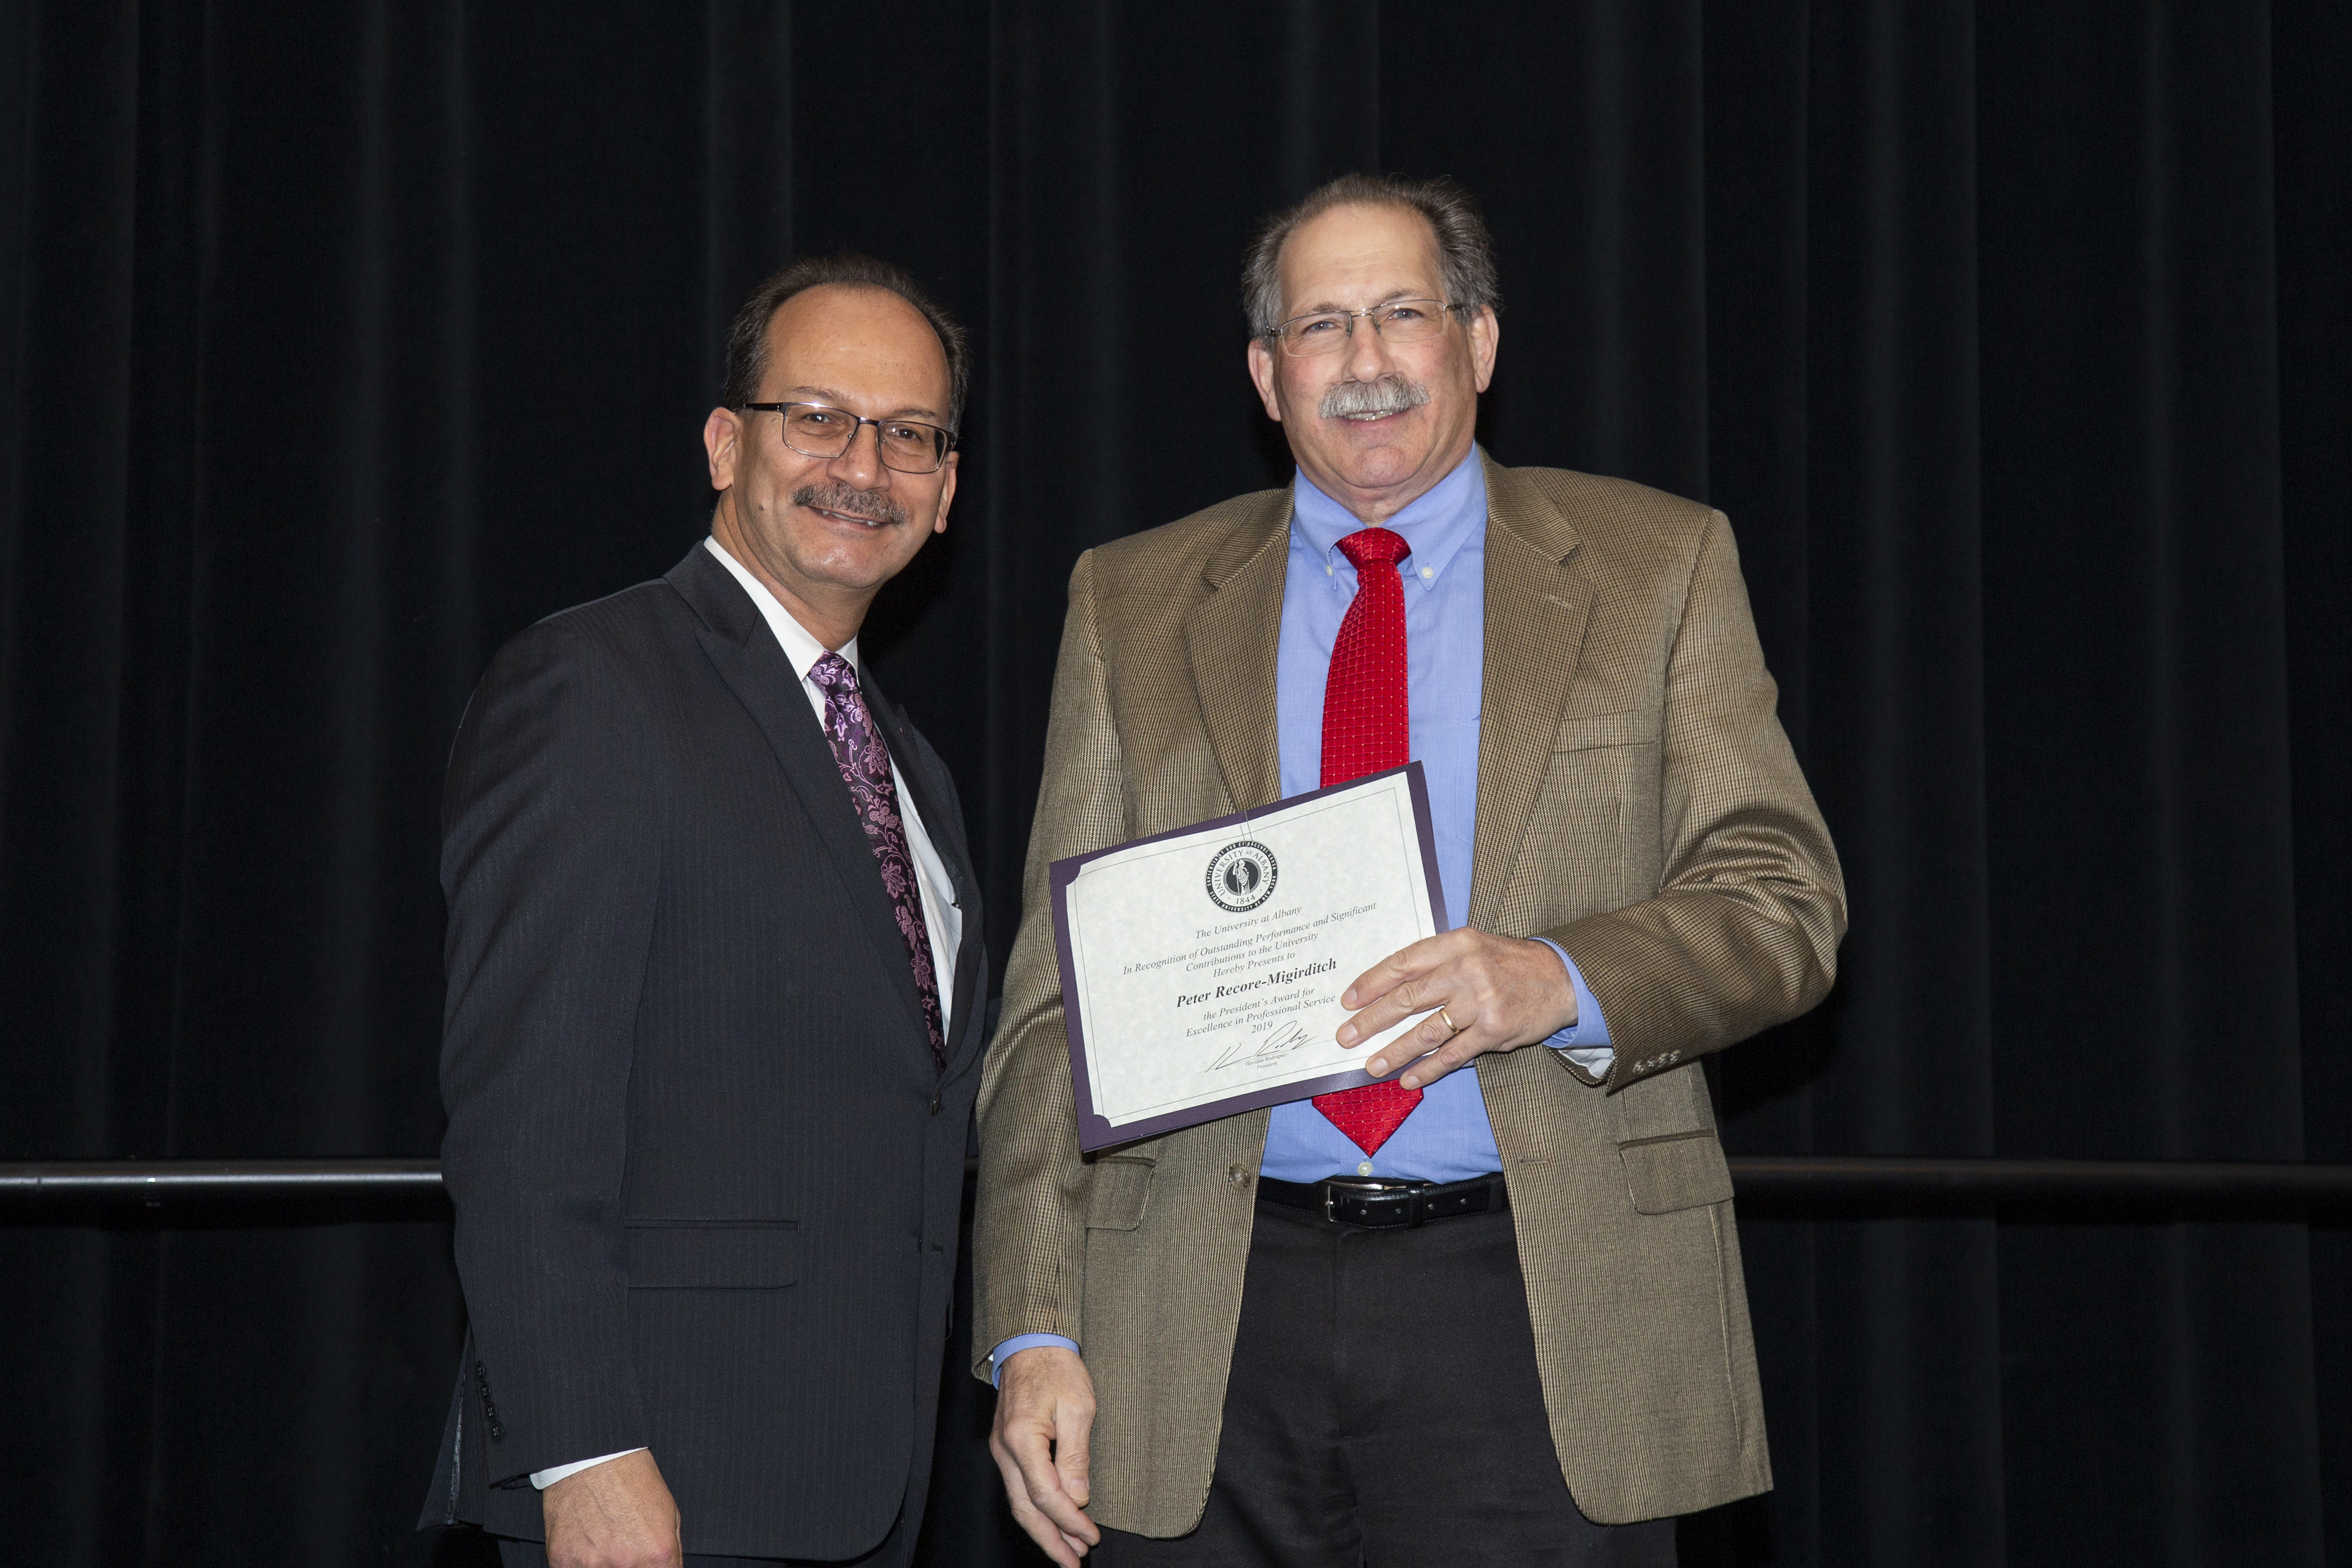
1277, 202, 1446, 307
762, 285, 953, 413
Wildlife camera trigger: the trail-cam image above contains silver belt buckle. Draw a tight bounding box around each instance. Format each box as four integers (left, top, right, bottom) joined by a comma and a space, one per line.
1321, 1178, 1393, 1223
1322, 1178, 1415, 1224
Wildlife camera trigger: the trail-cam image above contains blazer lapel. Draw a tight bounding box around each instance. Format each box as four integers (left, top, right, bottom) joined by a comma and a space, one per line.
665, 547, 931, 1045
1181, 492, 1291, 815
1470, 458, 1596, 931
861, 669, 987, 1078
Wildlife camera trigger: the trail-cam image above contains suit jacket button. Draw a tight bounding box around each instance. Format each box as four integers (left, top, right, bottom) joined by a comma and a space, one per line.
930, 1092, 943, 1115
1227, 1166, 1250, 1187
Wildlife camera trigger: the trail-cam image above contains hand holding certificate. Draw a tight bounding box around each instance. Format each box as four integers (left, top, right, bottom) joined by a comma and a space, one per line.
1050, 763, 1450, 1150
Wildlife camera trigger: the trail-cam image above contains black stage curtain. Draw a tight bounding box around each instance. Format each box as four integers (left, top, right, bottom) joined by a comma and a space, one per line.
1, 3, 2344, 1564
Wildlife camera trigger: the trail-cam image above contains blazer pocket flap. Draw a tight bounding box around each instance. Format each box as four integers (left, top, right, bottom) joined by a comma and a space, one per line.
1084, 1161, 1154, 1231
1619, 1132, 1734, 1214
624, 1222, 798, 1289
1553, 709, 1663, 751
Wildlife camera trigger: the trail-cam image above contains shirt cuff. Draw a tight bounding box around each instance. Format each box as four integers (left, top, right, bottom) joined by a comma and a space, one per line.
989, 1333, 1081, 1389
1532, 938, 1613, 1077
530, 1449, 645, 1490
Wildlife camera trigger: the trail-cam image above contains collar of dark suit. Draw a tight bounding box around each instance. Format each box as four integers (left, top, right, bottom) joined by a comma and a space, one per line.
666, 541, 912, 724
665, 538, 769, 646
665, 534, 924, 751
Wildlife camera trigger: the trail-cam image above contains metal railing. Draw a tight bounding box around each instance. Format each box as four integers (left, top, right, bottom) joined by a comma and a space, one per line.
4, 1156, 2348, 1221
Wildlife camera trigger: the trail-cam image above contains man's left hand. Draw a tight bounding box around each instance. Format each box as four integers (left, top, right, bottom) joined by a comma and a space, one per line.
1336, 930, 1577, 1088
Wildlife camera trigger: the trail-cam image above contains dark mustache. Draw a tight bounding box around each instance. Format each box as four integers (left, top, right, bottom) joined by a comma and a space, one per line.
792, 480, 907, 529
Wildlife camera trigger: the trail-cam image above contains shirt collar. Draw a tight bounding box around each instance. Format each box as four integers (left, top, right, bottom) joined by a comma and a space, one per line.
704, 535, 859, 681
1290, 446, 1487, 593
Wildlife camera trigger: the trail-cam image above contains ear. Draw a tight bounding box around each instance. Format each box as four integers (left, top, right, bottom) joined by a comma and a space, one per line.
931, 451, 959, 535
1467, 306, 1500, 394
704, 406, 745, 490
1246, 337, 1284, 422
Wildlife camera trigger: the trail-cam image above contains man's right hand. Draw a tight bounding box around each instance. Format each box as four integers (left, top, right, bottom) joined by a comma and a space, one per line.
990, 1345, 1103, 1566
542, 1449, 682, 1568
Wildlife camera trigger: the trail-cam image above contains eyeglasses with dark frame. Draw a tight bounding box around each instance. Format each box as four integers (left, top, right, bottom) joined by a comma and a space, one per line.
737, 401, 959, 474
1265, 298, 1463, 358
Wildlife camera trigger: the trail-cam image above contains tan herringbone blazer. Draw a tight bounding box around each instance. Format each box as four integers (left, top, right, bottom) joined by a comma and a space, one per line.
974, 456, 1845, 1532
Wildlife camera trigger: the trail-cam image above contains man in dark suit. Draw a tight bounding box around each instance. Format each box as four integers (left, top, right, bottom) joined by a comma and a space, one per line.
422, 254, 986, 1568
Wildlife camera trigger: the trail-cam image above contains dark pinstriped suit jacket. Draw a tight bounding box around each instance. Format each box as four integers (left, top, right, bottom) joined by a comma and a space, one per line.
421, 543, 986, 1559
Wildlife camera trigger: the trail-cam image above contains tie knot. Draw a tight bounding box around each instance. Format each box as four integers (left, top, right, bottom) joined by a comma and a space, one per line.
809, 651, 857, 695
1336, 527, 1411, 573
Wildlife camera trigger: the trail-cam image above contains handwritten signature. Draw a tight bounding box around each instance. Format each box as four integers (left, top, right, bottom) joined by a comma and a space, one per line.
1207, 1020, 1314, 1074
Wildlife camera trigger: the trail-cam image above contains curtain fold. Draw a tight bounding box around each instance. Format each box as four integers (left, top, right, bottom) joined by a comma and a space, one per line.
0, 2, 2341, 1562
1973, 6, 2322, 1561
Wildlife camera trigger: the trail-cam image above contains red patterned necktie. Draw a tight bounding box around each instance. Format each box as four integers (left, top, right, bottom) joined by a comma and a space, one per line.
809, 652, 946, 1071
1310, 526, 1422, 1156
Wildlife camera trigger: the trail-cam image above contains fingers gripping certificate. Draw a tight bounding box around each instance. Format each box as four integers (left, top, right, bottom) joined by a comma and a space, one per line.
1050, 764, 1449, 1151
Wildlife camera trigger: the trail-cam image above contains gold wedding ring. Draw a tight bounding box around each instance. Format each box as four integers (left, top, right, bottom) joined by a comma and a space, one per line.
1437, 1005, 1460, 1035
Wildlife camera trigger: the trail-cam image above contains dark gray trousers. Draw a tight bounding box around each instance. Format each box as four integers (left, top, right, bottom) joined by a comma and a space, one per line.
1093, 1195, 1678, 1568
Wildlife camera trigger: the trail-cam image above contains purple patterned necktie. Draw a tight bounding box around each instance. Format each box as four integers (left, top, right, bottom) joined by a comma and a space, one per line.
808, 652, 945, 1070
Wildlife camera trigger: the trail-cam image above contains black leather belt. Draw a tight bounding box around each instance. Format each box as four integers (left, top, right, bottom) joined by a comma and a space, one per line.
1257, 1172, 1509, 1228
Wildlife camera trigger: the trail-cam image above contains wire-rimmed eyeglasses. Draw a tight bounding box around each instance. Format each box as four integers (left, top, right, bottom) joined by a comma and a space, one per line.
1265, 299, 1462, 357
737, 401, 958, 474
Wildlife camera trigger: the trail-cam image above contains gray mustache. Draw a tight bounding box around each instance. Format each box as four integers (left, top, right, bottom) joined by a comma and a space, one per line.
792, 481, 907, 529
1318, 376, 1431, 421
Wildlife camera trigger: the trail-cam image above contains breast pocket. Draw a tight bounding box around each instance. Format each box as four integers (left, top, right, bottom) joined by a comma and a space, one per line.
1551, 709, 1663, 752
623, 1220, 799, 1289
1542, 708, 1666, 909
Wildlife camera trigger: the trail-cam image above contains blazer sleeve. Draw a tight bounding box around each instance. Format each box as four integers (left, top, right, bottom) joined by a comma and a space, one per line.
438, 620, 660, 1478
971, 550, 1126, 1375
1544, 510, 1848, 1088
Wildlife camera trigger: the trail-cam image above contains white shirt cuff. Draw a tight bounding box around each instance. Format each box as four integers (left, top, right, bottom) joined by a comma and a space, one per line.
530, 1448, 645, 1490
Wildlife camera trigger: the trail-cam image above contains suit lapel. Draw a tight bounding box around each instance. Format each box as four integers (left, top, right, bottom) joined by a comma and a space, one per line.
1470, 458, 1595, 931
665, 547, 931, 1047
1181, 492, 1291, 815
861, 670, 987, 1078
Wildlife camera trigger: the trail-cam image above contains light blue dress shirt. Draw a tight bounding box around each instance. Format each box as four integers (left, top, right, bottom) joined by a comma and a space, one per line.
1257, 450, 1611, 1181
989, 449, 1614, 1384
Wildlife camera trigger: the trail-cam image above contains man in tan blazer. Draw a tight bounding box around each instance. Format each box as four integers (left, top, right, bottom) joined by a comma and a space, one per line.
976, 174, 1845, 1567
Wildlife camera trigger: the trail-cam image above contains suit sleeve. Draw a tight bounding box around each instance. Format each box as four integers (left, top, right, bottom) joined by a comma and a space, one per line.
1544, 510, 1847, 1089
439, 621, 660, 1478
971, 550, 1127, 1378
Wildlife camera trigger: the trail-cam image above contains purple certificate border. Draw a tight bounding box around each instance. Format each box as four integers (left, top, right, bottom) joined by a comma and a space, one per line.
1049, 761, 1449, 1154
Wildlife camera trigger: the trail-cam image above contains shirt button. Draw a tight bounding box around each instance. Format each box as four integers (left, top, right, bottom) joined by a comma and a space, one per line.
1419, 567, 1433, 579
1358, 1161, 1375, 1177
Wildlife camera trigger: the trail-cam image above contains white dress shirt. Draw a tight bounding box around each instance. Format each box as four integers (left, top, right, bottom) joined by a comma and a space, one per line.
529, 535, 961, 1491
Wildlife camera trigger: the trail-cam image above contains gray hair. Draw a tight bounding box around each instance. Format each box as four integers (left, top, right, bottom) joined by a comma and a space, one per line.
1241, 173, 1502, 339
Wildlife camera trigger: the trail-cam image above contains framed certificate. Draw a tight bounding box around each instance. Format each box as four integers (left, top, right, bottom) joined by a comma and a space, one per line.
1049, 762, 1449, 1152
